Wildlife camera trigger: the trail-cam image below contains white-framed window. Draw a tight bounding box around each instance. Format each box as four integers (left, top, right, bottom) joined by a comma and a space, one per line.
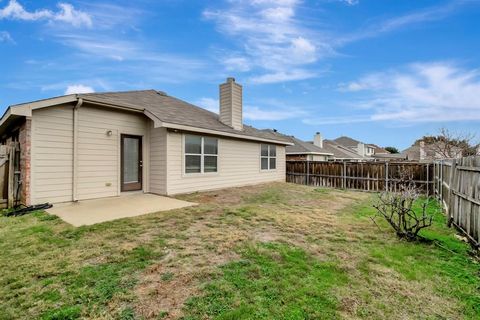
261, 144, 276, 170
185, 135, 218, 174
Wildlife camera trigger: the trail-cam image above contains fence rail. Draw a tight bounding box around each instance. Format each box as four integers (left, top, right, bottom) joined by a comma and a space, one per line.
286, 161, 434, 195
433, 156, 480, 247
287, 157, 480, 248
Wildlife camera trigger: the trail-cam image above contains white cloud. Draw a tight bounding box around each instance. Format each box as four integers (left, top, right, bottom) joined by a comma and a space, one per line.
54, 3, 92, 28
250, 69, 316, 84
0, 30, 13, 43
197, 97, 219, 113
0, 0, 92, 27
243, 105, 299, 121
337, 1, 465, 44
223, 57, 251, 72
340, 0, 359, 5
204, 0, 326, 83
321, 62, 480, 125
65, 84, 94, 95
197, 96, 305, 121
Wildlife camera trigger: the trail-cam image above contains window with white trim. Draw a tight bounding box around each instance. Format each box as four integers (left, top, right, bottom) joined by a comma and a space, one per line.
185, 135, 218, 174
261, 144, 276, 170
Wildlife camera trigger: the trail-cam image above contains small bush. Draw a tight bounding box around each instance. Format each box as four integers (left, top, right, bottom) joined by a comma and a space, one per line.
372, 177, 435, 240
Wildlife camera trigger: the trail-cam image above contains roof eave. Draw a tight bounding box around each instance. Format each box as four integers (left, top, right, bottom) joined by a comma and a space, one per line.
158, 121, 293, 145
286, 151, 334, 156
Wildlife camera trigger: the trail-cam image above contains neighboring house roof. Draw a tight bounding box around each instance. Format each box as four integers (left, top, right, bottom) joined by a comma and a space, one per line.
0, 90, 292, 145
323, 140, 367, 159
260, 131, 333, 155
372, 153, 407, 160
280, 135, 333, 155
333, 136, 360, 147
369, 144, 390, 154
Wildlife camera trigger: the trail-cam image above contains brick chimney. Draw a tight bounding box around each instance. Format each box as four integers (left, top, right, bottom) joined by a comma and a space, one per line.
313, 132, 323, 148
219, 77, 243, 130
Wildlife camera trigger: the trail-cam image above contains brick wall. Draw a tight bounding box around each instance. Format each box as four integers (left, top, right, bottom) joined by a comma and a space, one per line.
18, 117, 31, 206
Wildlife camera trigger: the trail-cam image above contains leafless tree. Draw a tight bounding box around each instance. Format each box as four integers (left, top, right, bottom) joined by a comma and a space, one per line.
418, 127, 479, 159
372, 174, 433, 240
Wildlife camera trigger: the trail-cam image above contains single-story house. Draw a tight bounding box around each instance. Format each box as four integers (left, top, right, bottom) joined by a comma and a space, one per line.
283, 132, 369, 162
274, 132, 334, 161
0, 78, 292, 206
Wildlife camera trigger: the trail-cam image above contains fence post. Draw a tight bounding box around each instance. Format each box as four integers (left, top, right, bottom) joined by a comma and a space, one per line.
426, 163, 430, 196
440, 160, 443, 202
385, 162, 389, 192
306, 159, 310, 186
7, 143, 15, 208
343, 162, 346, 189
447, 158, 457, 227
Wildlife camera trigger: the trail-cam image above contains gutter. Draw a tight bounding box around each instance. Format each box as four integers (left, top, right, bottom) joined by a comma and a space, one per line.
72, 97, 83, 201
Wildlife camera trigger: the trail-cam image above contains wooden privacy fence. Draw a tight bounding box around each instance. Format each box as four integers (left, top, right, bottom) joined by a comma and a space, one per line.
433, 156, 480, 247
0, 142, 20, 209
286, 161, 434, 195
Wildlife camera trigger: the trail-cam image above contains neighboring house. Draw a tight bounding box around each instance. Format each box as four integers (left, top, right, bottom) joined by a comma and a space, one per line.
284, 132, 368, 162
333, 136, 376, 158
333, 136, 399, 160
0, 78, 292, 206
402, 141, 463, 162
281, 132, 334, 161
369, 144, 390, 155
322, 139, 369, 161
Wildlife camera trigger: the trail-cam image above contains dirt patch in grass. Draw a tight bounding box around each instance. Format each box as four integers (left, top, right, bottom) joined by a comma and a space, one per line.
131, 183, 368, 318
1, 182, 478, 319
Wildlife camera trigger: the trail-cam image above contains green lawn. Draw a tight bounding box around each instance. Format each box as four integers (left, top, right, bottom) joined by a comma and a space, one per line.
0, 182, 478, 319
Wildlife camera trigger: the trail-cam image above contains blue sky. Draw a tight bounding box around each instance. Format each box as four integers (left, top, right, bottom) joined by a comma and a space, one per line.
1, 0, 480, 149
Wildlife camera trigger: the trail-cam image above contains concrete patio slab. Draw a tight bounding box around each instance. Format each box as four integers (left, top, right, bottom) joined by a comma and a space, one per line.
46, 193, 196, 227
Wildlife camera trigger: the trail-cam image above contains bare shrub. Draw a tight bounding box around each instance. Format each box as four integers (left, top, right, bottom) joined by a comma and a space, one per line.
372, 174, 433, 240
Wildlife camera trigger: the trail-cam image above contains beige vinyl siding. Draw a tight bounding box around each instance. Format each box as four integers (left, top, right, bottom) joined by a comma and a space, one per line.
31, 104, 149, 204
149, 125, 167, 194
308, 155, 328, 161
166, 131, 285, 195
76, 105, 148, 200
31, 105, 74, 204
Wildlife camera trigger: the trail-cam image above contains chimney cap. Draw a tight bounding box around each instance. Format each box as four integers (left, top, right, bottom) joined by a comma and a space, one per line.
226, 77, 235, 83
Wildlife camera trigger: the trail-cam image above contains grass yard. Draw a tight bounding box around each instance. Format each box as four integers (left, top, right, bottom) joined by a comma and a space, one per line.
0, 182, 479, 319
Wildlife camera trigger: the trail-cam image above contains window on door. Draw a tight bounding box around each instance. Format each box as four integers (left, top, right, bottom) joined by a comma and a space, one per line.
121, 135, 143, 191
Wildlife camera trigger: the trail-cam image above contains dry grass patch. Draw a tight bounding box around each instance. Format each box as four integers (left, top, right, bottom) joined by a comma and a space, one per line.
0, 182, 478, 319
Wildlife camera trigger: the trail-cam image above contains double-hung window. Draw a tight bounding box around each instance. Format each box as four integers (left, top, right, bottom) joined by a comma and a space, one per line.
185, 135, 218, 174
261, 144, 276, 170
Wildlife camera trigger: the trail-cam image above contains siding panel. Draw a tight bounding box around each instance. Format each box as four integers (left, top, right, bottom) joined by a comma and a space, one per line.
76, 105, 147, 200
149, 125, 167, 194
32, 104, 149, 204
32, 105, 74, 204
166, 132, 286, 195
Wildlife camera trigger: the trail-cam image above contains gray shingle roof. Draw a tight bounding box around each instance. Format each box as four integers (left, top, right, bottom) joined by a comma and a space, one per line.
333, 136, 360, 147
76, 90, 291, 144
283, 136, 333, 155
323, 140, 367, 159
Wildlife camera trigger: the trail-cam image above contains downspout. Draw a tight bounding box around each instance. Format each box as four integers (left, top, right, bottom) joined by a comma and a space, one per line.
73, 97, 83, 201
